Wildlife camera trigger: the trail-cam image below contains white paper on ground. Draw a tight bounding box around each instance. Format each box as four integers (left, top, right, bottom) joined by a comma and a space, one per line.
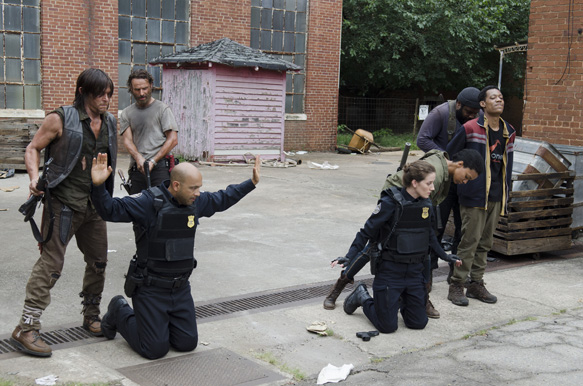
316, 363, 354, 384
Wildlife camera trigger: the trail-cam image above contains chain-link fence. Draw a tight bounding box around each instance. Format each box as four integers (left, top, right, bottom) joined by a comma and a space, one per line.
338, 96, 443, 134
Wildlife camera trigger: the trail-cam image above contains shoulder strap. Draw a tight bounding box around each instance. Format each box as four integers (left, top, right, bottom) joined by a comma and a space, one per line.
378, 187, 404, 250
447, 100, 457, 142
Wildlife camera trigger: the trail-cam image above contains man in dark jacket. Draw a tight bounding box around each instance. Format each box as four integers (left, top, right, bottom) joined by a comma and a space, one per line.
90, 153, 261, 360
446, 86, 515, 307
12, 69, 117, 357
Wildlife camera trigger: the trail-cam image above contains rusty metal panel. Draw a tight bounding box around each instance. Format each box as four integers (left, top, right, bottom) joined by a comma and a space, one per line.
163, 68, 214, 161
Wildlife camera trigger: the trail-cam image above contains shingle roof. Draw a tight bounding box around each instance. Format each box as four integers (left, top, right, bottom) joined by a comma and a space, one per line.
149, 38, 301, 71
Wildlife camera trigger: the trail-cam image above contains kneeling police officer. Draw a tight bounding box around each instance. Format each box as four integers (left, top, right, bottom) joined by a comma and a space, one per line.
341, 160, 461, 333
90, 153, 260, 359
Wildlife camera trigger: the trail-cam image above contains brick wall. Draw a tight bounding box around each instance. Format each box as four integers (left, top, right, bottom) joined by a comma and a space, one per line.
190, 0, 251, 46
293, 0, 342, 151
522, 0, 583, 146
41, 0, 118, 112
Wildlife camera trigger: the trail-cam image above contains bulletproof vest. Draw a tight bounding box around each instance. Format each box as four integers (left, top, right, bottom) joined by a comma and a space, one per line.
382, 187, 432, 264
44, 106, 117, 195
447, 100, 457, 142
136, 186, 197, 277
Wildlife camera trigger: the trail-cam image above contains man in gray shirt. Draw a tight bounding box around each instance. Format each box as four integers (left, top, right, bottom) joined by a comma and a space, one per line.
120, 69, 178, 193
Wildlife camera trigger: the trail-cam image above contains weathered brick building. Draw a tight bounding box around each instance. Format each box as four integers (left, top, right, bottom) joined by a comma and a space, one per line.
0, 0, 342, 154
522, 0, 583, 146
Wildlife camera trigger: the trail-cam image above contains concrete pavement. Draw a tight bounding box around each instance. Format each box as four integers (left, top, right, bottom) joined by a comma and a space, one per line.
0, 150, 582, 385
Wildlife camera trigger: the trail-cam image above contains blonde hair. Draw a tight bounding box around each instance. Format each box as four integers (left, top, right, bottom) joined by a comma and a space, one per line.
402, 160, 435, 187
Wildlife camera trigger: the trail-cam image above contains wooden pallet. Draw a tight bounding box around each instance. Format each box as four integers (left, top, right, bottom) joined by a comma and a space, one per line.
0, 119, 39, 171
492, 171, 575, 256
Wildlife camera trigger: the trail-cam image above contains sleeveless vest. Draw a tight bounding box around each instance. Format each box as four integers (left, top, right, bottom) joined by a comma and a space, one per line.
44, 106, 117, 195
381, 187, 432, 264
137, 186, 197, 277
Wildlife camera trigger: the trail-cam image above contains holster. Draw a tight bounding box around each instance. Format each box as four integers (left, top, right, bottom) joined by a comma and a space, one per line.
124, 256, 144, 297
367, 243, 382, 275
59, 204, 73, 245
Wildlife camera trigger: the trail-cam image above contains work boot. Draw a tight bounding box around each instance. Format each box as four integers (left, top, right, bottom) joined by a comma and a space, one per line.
426, 297, 440, 319
343, 282, 372, 315
448, 282, 469, 306
101, 295, 129, 340
323, 273, 354, 310
466, 280, 498, 304
83, 315, 103, 337
11, 326, 52, 357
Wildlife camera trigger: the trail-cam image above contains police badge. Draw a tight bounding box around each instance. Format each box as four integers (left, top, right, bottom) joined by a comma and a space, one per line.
187, 215, 195, 228
422, 207, 429, 219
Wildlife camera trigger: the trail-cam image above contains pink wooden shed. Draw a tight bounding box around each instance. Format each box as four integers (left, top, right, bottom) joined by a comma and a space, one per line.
150, 38, 300, 162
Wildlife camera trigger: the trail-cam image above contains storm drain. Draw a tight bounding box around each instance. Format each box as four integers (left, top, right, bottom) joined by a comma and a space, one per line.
0, 277, 373, 356
118, 347, 284, 386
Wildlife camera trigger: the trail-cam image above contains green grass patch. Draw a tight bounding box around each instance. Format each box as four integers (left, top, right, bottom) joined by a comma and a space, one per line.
254, 351, 306, 382
337, 125, 419, 150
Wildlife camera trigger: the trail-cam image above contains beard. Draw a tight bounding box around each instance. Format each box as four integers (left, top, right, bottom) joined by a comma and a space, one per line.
456, 108, 470, 124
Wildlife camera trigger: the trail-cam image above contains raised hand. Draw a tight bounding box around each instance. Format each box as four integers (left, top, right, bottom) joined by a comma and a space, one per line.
91, 152, 112, 186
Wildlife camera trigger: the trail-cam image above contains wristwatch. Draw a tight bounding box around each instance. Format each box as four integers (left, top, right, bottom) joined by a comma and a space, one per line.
148, 159, 157, 166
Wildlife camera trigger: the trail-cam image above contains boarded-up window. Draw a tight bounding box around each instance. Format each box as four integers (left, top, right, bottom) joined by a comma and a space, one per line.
118, 0, 189, 109
250, 0, 307, 114
0, 0, 41, 109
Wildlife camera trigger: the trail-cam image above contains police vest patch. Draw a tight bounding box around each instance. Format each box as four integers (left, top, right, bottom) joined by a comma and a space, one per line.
372, 203, 381, 215
187, 215, 195, 228
422, 207, 429, 219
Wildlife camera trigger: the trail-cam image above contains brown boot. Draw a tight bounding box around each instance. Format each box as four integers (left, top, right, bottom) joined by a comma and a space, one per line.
426, 297, 440, 319
11, 326, 52, 357
466, 280, 497, 303
448, 282, 469, 306
323, 274, 354, 310
83, 315, 103, 337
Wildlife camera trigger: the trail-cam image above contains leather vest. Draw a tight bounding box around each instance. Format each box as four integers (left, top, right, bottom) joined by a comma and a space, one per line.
45, 106, 117, 195
137, 186, 197, 277
382, 188, 432, 264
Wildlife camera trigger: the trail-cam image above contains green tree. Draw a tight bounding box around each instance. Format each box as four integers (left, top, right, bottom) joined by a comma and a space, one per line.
341, 0, 531, 96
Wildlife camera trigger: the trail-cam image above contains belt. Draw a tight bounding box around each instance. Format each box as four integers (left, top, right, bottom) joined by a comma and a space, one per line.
382, 254, 426, 264
145, 274, 189, 289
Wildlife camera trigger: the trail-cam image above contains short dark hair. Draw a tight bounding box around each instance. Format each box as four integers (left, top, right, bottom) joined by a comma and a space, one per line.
478, 85, 501, 103
452, 149, 484, 175
402, 160, 436, 188
73, 68, 114, 109
127, 69, 153, 89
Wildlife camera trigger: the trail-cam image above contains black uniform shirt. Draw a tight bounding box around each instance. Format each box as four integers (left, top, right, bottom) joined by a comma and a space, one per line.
91, 179, 256, 231
345, 188, 455, 264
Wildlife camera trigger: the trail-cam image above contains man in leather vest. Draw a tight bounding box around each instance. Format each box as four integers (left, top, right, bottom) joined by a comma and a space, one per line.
90, 153, 261, 360
11, 69, 117, 357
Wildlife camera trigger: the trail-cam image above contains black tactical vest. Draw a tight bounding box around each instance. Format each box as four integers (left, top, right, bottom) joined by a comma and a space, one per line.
137, 186, 197, 277
44, 106, 117, 195
382, 187, 432, 264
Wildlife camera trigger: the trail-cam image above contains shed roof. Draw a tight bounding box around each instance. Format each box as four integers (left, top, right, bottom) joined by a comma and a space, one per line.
149, 38, 301, 71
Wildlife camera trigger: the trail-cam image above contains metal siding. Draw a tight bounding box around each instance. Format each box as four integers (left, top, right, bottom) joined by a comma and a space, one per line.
162, 68, 214, 160
213, 65, 285, 160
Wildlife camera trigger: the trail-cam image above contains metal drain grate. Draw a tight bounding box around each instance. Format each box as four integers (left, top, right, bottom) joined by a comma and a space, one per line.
0, 277, 372, 356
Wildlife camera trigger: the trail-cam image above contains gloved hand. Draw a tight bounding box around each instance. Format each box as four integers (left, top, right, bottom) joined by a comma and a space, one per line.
331, 256, 350, 268
448, 254, 462, 267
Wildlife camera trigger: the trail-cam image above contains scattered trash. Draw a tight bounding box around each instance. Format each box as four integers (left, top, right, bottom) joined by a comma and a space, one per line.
296, 151, 307, 155
317, 363, 354, 385
107, 250, 117, 253
0, 186, 19, 192
200, 341, 210, 346
306, 321, 328, 336
0, 168, 15, 179
308, 161, 339, 170
35, 375, 58, 386
356, 330, 379, 341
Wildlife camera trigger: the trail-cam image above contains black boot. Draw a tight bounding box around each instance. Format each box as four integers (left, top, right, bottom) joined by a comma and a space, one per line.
343, 283, 372, 315
323, 273, 354, 310
101, 295, 129, 340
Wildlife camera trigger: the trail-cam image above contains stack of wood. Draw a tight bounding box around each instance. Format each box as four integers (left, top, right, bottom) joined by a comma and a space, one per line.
0, 119, 38, 171
492, 138, 575, 257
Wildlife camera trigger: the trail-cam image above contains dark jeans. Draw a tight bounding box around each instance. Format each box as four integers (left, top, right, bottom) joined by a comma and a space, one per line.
362, 260, 428, 333
116, 281, 198, 360
128, 160, 170, 194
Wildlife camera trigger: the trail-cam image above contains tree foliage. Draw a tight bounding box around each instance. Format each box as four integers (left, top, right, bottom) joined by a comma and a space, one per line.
341, 0, 531, 96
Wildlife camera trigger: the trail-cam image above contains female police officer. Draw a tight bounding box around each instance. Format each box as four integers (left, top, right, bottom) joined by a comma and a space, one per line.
342, 160, 462, 333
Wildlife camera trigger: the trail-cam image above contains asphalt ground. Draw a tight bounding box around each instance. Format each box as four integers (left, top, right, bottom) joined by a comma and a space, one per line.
0, 150, 582, 385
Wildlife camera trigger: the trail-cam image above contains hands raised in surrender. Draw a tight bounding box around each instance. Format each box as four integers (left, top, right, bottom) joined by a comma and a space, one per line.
91, 153, 113, 186
252, 155, 261, 185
